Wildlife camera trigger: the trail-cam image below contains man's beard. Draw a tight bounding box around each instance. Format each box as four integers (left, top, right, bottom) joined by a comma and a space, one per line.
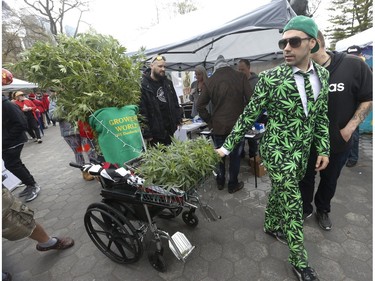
153, 71, 165, 81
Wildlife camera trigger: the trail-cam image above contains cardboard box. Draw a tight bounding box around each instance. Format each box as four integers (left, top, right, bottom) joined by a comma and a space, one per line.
249, 156, 267, 177
2, 169, 21, 191
250, 155, 261, 164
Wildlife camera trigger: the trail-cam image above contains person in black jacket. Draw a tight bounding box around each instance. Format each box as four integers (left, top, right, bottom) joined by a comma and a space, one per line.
139, 55, 182, 146
2, 95, 41, 202
299, 31, 372, 230
198, 55, 252, 193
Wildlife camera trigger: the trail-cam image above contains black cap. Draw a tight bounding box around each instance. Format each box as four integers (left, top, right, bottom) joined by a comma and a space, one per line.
347, 45, 362, 55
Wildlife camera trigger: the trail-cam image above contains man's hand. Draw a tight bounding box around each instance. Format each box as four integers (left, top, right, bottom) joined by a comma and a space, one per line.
315, 155, 329, 171
340, 127, 353, 142
215, 148, 225, 158
340, 101, 372, 142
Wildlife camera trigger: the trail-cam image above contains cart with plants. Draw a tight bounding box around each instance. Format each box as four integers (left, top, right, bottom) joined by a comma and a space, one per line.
69, 136, 221, 272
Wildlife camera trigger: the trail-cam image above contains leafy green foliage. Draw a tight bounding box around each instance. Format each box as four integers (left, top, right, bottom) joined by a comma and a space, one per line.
137, 137, 221, 191
10, 32, 144, 123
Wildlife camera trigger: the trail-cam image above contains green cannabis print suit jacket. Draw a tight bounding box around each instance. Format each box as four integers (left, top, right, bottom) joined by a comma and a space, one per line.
223, 61, 330, 181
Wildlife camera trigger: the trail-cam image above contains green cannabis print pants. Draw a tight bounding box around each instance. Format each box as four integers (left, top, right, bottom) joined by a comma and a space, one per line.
263, 157, 307, 268
223, 63, 330, 269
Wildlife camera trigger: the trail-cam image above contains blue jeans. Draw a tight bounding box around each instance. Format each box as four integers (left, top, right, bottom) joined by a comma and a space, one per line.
212, 134, 244, 189
299, 145, 351, 213
347, 127, 359, 162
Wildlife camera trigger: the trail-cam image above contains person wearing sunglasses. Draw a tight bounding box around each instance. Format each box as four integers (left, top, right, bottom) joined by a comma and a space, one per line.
299, 33, 372, 231
215, 16, 330, 281
139, 55, 182, 146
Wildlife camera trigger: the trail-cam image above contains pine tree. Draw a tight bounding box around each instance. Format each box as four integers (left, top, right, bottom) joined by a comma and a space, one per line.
325, 0, 373, 48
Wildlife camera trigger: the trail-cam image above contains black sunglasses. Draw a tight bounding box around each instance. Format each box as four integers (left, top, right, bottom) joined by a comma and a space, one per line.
152, 55, 166, 63
278, 37, 311, 50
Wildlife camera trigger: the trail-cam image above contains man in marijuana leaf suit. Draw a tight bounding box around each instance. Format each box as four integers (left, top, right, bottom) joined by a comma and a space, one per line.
216, 16, 330, 281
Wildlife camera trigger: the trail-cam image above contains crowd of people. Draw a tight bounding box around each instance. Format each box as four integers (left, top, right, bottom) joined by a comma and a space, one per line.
7, 90, 55, 141
2, 14, 372, 281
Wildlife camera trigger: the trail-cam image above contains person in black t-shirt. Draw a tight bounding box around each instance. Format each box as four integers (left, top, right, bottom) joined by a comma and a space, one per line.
139, 55, 182, 146
299, 31, 372, 231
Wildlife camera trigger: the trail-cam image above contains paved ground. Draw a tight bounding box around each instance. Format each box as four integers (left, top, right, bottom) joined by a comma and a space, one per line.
2, 125, 372, 281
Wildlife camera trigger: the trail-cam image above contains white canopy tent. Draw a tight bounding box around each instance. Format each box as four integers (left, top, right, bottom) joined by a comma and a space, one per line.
126, 0, 296, 71
335, 27, 374, 52
2, 78, 38, 92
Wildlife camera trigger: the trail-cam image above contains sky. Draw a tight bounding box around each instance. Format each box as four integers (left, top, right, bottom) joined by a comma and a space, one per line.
82, 0, 331, 50
78, 0, 276, 46
9, 0, 331, 48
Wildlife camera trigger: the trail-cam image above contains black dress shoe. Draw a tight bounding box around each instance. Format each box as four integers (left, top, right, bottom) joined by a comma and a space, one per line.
228, 181, 244, 194
292, 265, 319, 281
346, 160, 357, 167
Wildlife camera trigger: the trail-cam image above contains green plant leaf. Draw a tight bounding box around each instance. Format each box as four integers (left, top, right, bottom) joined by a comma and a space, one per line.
137, 137, 220, 191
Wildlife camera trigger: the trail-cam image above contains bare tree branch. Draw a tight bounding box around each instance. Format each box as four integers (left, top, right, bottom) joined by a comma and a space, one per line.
307, 0, 322, 16
23, 0, 90, 36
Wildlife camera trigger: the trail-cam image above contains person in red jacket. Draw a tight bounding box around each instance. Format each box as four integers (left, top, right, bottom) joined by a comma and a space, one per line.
28, 93, 46, 133
14, 91, 42, 143
41, 92, 51, 126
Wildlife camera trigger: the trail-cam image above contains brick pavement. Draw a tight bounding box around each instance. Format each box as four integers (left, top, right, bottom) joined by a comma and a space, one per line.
2, 126, 372, 281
